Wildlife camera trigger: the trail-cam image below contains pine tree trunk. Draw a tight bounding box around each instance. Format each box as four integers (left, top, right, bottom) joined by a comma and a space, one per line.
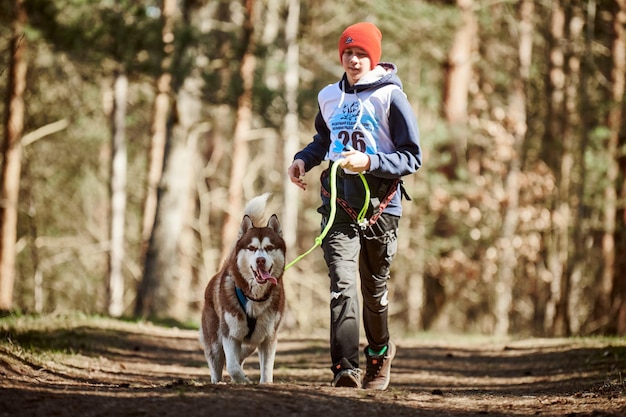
606, 0, 626, 334
107, 70, 128, 317
0, 0, 27, 311
443, 0, 476, 125
441, 0, 476, 187
565, 3, 589, 335
134, 0, 178, 319
494, 0, 534, 337
405, 215, 425, 331
221, 0, 257, 260
282, 0, 301, 252
137, 84, 202, 320
544, 0, 568, 336
140, 0, 176, 262
558, 4, 586, 337
136, 0, 205, 320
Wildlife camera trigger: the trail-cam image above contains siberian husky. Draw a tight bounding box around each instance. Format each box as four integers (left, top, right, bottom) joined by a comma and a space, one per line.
199, 193, 286, 383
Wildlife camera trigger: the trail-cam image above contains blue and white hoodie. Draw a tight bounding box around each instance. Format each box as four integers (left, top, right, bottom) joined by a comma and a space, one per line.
294, 62, 422, 217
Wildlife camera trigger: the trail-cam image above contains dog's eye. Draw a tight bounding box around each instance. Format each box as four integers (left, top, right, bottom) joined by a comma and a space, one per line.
247, 245, 257, 252
265, 245, 275, 251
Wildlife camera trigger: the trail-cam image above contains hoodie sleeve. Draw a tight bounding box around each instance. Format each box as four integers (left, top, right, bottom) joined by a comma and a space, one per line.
293, 110, 330, 172
367, 88, 422, 179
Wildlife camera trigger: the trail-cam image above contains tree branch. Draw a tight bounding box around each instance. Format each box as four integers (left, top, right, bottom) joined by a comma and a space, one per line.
21, 119, 69, 147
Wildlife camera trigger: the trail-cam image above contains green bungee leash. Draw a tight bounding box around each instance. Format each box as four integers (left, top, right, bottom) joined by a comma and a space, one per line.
284, 159, 370, 271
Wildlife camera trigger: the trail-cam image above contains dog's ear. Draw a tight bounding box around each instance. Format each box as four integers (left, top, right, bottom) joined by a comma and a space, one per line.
239, 215, 254, 238
267, 214, 282, 236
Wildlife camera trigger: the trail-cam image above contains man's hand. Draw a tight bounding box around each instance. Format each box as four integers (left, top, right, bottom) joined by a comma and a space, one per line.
340, 149, 371, 173
288, 159, 307, 190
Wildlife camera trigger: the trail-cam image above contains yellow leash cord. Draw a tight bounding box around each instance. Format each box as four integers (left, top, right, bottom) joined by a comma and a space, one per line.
284, 159, 370, 271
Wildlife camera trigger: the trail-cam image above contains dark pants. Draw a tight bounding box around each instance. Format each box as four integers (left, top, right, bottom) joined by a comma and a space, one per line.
321, 208, 399, 369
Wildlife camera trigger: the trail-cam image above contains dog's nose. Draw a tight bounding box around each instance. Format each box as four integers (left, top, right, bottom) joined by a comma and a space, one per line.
256, 257, 266, 268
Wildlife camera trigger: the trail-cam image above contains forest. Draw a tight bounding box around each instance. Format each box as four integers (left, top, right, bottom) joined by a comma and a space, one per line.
1, 0, 625, 338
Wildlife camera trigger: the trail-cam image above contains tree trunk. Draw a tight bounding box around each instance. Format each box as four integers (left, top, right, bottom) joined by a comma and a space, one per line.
221, 0, 257, 259
134, 0, 180, 319
548, 2, 585, 337
136, 79, 203, 320
443, 0, 476, 125
606, 0, 626, 334
135, 0, 208, 320
405, 213, 425, 331
494, 0, 533, 337
279, 0, 304, 330
282, 0, 301, 252
0, 0, 28, 311
107, 70, 128, 317
565, 2, 591, 335
20, 120, 68, 314
441, 0, 477, 181
544, 0, 569, 336
140, 0, 176, 263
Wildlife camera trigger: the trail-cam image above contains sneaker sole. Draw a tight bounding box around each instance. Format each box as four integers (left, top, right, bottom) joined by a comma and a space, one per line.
333, 371, 361, 388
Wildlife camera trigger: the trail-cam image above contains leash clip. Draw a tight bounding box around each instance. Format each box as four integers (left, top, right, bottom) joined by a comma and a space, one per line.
358, 218, 369, 230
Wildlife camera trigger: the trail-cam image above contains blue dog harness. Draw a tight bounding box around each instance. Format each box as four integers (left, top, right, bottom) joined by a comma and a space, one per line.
235, 287, 257, 340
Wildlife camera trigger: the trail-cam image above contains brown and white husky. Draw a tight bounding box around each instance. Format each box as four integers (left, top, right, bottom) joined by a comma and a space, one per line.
199, 193, 286, 384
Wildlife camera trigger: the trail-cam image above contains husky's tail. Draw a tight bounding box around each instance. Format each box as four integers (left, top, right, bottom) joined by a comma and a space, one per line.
243, 193, 272, 227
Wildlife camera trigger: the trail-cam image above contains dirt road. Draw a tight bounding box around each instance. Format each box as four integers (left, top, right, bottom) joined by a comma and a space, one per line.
1, 316, 624, 416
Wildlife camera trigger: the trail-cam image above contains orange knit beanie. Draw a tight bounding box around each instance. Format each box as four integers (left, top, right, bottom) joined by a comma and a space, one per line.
338, 22, 383, 68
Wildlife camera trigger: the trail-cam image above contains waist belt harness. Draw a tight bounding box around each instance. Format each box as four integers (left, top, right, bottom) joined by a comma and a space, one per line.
320, 168, 408, 227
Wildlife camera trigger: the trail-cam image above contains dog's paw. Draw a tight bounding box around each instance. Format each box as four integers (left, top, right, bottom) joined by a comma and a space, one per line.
211, 380, 227, 385
233, 376, 253, 384
229, 371, 252, 384
259, 373, 274, 384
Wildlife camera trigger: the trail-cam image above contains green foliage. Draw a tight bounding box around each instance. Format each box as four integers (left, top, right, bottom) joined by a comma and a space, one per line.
26, 0, 163, 73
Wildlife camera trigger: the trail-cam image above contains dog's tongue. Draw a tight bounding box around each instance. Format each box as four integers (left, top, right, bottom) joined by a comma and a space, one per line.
258, 269, 278, 286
